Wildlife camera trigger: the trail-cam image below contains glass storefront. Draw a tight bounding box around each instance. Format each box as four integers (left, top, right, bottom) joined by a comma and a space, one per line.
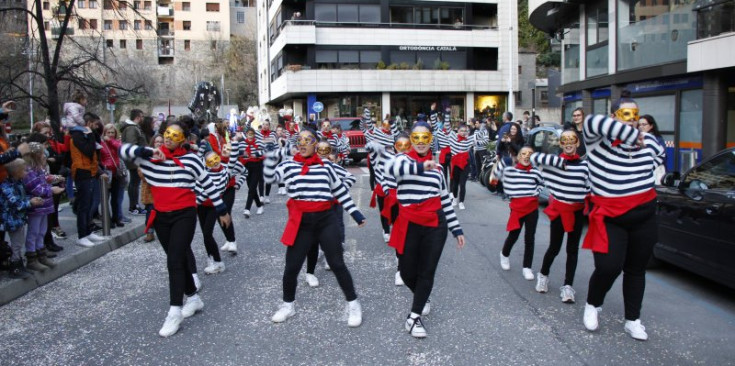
563, 99, 583, 125
562, 25, 581, 84
617, 0, 696, 71
474, 94, 508, 122
391, 93, 466, 128
319, 94, 381, 118
593, 98, 610, 115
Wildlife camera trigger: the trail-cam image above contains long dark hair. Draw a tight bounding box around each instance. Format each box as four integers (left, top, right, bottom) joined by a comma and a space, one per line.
508, 122, 524, 144
640, 114, 662, 138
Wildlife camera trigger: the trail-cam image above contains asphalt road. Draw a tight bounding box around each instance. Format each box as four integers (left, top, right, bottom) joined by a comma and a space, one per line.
1, 166, 734, 366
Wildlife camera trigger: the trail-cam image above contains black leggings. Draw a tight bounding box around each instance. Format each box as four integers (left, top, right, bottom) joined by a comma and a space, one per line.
197, 205, 222, 262
501, 209, 538, 268
540, 211, 584, 286
306, 205, 345, 274
400, 210, 448, 314
219, 187, 236, 242
258, 167, 266, 197
154, 207, 198, 306
450, 165, 469, 202
441, 153, 452, 184
377, 195, 390, 235
245, 161, 263, 210
586, 201, 657, 320
368, 158, 376, 191
283, 209, 357, 302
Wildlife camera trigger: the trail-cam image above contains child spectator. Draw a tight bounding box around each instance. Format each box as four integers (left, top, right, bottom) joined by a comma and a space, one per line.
62, 90, 87, 130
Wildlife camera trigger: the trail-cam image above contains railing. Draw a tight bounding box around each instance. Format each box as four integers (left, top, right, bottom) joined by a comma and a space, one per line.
157, 29, 174, 37
695, 0, 734, 39
158, 46, 174, 56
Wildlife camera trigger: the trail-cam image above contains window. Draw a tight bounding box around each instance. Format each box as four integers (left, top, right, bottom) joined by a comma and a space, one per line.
145, 20, 152, 30
89, 0, 98, 9
89, 19, 98, 29
119, 20, 128, 30
134, 20, 141, 30
316, 4, 382, 23
144, 1, 151, 10
119, 39, 126, 48
359, 5, 380, 23
315, 4, 337, 21
103, 0, 112, 10
106, 39, 114, 48
237, 11, 245, 24
206, 21, 220, 31
44, 21, 50, 30
182, 2, 190, 11
119, 1, 126, 9
683, 151, 735, 190
43, 1, 49, 10
133, 1, 140, 10
136, 39, 143, 49
104, 20, 113, 30
211, 41, 217, 50
183, 21, 191, 30
78, 0, 85, 8
184, 40, 190, 50
77, 19, 86, 29
586, 0, 608, 77
206, 3, 220, 12
337, 4, 358, 23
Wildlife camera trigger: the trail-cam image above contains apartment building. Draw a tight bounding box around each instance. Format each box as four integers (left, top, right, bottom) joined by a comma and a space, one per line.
257, 0, 519, 123
529, 0, 735, 171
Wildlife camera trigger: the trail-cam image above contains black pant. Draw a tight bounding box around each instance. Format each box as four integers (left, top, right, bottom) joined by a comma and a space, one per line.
368, 158, 376, 191
377, 195, 390, 235
540, 211, 584, 286
154, 207, 198, 306
74, 177, 95, 239
110, 175, 125, 223
586, 201, 657, 320
474, 150, 488, 177
245, 161, 263, 210
283, 209, 357, 302
265, 183, 272, 196
218, 187, 236, 242
400, 210, 448, 315
197, 205, 222, 262
450, 165, 469, 202
502, 209, 538, 268
258, 166, 266, 197
127, 167, 140, 211
305, 204, 346, 274
442, 153, 452, 184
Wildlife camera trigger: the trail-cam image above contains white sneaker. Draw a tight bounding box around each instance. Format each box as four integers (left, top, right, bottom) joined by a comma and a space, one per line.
279, 187, 287, 195
243, 209, 251, 218
87, 233, 108, 242
192, 274, 202, 292
181, 295, 204, 318
220, 242, 232, 252
452, 198, 458, 206
523, 268, 535, 281
204, 261, 225, 274
256, 206, 264, 215
264, 197, 271, 204
271, 302, 295, 323
158, 308, 183, 337
535, 273, 549, 293
346, 300, 362, 327
383, 233, 391, 243
458, 202, 466, 210
405, 315, 427, 338
305, 273, 320, 288
259, 196, 265, 202
499, 253, 510, 270
77, 237, 96, 248
560, 285, 576, 304
395, 271, 404, 286
222, 241, 237, 254
624, 319, 648, 341
422, 300, 431, 316
323, 259, 331, 271
583, 303, 601, 331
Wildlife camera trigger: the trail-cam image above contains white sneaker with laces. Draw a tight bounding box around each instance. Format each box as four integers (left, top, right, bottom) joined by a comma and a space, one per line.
264, 197, 271, 204
523, 268, 535, 281
560, 285, 576, 303
243, 209, 251, 218
204, 261, 225, 274
305, 273, 320, 288
458, 202, 466, 210
535, 273, 549, 293
87, 233, 108, 242
395, 271, 404, 286
77, 237, 96, 248
256, 206, 264, 215
499, 253, 510, 270
181, 295, 204, 318
271, 302, 295, 323
422, 300, 431, 316
159, 308, 183, 337
347, 300, 362, 327
583, 303, 601, 331
624, 319, 648, 341
405, 315, 427, 338
383, 233, 391, 243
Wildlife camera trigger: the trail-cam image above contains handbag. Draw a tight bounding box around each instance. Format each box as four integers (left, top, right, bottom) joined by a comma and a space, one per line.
103, 140, 127, 179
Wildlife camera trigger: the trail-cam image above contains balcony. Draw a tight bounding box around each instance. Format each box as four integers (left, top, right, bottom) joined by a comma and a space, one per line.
528, 0, 579, 35
157, 6, 173, 18
158, 43, 174, 57
157, 29, 174, 37
50, 26, 74, 39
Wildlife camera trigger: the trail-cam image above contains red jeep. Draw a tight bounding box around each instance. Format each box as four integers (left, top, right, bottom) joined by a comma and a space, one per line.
329, 117, 367, 164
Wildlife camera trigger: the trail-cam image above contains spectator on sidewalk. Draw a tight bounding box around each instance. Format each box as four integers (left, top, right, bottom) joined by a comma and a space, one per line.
120, 109, 148, 216
141, 116, 155, 145
101, 124, 127, 228
33, 121, 69, 246
62, 90, 87, 130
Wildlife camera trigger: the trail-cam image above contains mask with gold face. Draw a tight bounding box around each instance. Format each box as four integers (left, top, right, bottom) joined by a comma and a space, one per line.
559, 133, 579, 147
394, 139, 412, 153
316, 142, 332, 157
164, 127, 185, 144
381, 120, 391, 130
205, 153, 221, 168
410, 131, 433, 145
518, 149, 533, 160
297, 133, 317, 147
615, 107, 640, 122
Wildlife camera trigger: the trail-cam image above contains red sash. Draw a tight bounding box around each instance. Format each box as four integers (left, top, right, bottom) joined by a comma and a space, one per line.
543, 195, 585, 233
451, 151, 469, 171
389, 197, 442, 254
582, 189, 657, 253
381, 189, 398, 224
146, 186, 197, 233
506, 196, 539, 231
439, 146, 451, 164
281, 199, 333, 246
369, 183, 385, 208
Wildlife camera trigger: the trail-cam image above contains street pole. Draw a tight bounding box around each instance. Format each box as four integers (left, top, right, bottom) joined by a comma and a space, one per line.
28, 39, 34, 130
531, 88, 536, 128
507, 0, 514, 114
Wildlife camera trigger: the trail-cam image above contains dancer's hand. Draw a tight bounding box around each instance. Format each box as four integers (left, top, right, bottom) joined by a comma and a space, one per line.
219, 213, 232, 228
423, 160, 437, 171
456, 235, 465, 249
358, 220, 366, 228
152, 148, 165, 161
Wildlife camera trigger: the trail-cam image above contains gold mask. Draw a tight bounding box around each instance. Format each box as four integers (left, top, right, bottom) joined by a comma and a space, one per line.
410, 131, 433, 145
316, 143, 332, 156
615, 107, 640, 122
297, 134, 317, 147
559, 134, 579, 146
381, 121, 391, 130
205, 153, 221, 168
164, 127, 185, 144
394, 139, 412, 153
518, 149, 533, 160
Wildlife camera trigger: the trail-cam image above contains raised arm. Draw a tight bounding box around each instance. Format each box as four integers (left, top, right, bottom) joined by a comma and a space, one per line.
584, 114, 639, 146
530, 152, 564, 169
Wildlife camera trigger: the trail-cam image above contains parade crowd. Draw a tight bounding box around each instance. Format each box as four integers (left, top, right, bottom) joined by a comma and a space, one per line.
0, 90, 667, 341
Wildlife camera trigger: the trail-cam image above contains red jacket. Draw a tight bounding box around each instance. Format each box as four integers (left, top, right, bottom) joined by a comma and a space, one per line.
100, 138, 122, 173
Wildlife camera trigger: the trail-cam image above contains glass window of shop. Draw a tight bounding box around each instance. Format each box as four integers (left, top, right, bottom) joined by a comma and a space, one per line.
679, 89, 703, 169
391, 94, 466, 127
320, 95, 381, 118
475, 95, 508, 122
563, 100, 583, 125
562, 25, 581, 84
617, 0, 696, 71
636, 94, 676, 169
593, 98, 610, 115
586, 1, 609, 78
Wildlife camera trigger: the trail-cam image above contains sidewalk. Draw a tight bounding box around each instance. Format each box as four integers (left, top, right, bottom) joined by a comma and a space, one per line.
0, 199, 145, 306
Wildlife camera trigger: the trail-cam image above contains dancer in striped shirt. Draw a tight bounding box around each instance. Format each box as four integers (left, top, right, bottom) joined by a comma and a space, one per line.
239, 128, 265, 217
531, 130, 590, 303
120, 121, 232, 338
445, 123, 489, 209
385, 122, 465, 338
381, 133, 412, 286
429, 104, 453, 184
256, 122, 276, 203
582, 92, 665, 341
495, 146, 544, 281
361, 107, 397, 190
265, 129, 366, 327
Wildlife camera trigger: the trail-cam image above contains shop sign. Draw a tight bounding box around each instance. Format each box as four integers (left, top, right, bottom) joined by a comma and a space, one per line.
398, 46, 459, 52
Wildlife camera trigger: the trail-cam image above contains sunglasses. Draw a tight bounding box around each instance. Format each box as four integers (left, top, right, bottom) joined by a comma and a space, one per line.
394, 139, 412, 153
164, 127, 185, 143
615, 108, 640, 122
410, 131, 433, 145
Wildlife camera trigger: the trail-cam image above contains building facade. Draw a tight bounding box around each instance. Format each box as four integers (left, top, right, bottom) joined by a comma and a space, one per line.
529, 0, 735, 172
257, 0, 519, 124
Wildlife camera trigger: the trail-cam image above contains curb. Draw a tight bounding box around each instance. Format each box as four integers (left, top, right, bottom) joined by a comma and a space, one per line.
0, 222, 145, 306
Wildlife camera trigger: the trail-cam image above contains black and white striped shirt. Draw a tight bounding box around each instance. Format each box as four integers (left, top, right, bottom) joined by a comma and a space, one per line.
326, 160, 356, 189
584, 115, 665, 197
531, 152, 589, 203
195, 142, 246, 204
495, 158, 544, 198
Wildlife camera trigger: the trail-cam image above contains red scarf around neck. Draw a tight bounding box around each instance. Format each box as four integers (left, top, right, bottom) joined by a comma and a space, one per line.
293, 153, 323, 175
515, 163, 532, 172
560, 153, 580, 161
262, 130, 271, 138
322, 131, 333, 140
407, 149, 433, 164
155, 147, 188, 168
611, 139, 622, 147
458, 135, 467, 142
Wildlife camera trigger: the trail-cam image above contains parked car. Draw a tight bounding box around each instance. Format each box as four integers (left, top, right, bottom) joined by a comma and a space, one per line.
527, 123, 563, 203
655, 147, 735, 289
329, 117, 368, 164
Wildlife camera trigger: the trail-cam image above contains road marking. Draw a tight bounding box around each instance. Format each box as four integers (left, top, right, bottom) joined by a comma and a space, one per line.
360, 167, 369, 174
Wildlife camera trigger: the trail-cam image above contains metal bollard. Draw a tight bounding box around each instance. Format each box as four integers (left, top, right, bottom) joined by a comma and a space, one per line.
100, 175, 111, 237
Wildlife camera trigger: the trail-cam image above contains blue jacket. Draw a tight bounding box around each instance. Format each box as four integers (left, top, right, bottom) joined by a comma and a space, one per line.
0, 178, 31, 232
